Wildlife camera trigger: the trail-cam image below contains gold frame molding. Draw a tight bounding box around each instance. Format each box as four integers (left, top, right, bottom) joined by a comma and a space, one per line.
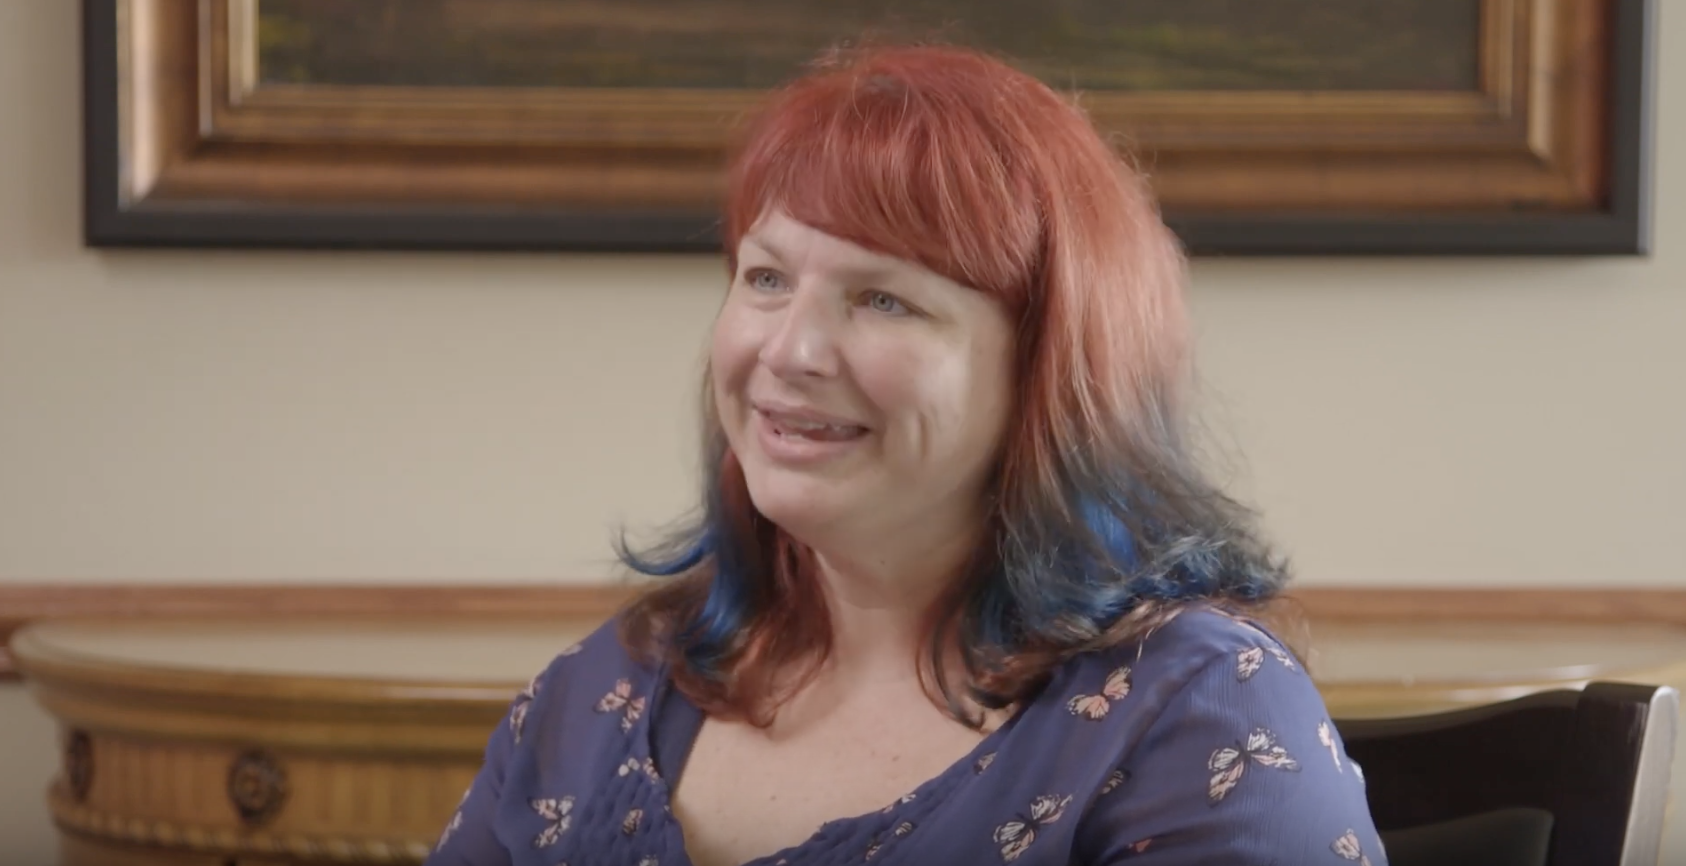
84, 0, 1655, 254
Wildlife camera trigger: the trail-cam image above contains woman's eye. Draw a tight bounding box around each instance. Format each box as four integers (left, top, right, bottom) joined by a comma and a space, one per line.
746, 269, 785, 292
865, 291, 908, 315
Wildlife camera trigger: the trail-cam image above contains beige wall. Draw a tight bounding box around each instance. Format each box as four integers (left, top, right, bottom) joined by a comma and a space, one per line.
2, 1, 1681, 861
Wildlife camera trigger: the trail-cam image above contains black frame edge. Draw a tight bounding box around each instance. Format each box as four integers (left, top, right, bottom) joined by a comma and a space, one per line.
83, 0, 123, 248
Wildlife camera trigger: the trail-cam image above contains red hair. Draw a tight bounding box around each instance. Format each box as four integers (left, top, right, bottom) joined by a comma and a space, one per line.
619, 44, 1271, 726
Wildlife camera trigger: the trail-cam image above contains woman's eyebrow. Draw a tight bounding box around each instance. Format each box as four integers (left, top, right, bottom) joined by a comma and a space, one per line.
740, 234, 787, 264
743, 236, 903, 285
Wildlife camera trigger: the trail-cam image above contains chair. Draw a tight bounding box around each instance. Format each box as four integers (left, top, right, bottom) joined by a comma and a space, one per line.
1335, 682, 1678, 866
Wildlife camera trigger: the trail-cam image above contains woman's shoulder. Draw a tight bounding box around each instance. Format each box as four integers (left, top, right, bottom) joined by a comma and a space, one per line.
1147, 604, 1300, 673
1037, 603, 1317, 748
942, 605, 1340, 861
506, 616, 658, 738
476, 614, 672, 801
1050, 607, 1379, 863
1069, 604, 1301, 694
546, 614, 642, 672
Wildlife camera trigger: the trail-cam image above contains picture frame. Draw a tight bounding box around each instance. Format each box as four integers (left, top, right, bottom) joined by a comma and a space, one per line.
83, 0, 1655, 256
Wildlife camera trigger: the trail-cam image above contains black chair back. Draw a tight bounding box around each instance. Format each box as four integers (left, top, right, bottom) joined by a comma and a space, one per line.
1336, 682, 1677, 866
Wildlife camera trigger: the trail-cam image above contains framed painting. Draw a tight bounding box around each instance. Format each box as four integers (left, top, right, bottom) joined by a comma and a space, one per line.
83, 0, 1654, 255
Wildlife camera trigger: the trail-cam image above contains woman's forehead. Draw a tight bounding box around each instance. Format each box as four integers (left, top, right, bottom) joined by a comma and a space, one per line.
741, 210, 927, 281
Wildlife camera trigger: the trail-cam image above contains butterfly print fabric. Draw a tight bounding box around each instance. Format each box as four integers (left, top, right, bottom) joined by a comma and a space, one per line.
993, 794, 1074, 861
1068, 666, 1132, 720
595, 678, 647, 733
1332, 828, 1375, 866
1206, 727, 1302, 804
529, 796, 573, 848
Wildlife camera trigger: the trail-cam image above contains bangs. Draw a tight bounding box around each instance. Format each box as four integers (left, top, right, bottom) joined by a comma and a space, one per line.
724, 49, 1048, 310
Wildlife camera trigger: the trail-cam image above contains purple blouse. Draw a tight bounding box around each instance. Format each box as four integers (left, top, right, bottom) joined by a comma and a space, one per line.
424, 607, 1385, 865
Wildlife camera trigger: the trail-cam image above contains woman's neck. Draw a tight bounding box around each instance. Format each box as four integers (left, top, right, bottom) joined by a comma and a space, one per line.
745, 542, 1014, 734
807, 539, 968, 686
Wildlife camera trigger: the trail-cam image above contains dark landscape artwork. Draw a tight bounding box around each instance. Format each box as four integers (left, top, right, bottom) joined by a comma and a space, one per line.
255, 0, 1482, 93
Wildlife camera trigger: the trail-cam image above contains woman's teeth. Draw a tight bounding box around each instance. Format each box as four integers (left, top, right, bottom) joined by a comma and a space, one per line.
769, 416, 865, 441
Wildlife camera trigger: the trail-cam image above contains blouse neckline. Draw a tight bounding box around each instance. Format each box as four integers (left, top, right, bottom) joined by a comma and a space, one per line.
640, 664, 1037, 866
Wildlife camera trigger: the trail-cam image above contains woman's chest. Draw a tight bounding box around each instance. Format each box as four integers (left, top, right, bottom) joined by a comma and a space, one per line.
670, 710, 988, 866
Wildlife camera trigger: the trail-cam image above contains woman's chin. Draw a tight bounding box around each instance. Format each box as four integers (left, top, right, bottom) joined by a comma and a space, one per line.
744, 481, 857, 537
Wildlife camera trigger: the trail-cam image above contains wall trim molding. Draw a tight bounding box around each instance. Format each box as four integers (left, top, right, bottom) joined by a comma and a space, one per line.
1275, 587, 1686, 624
4, 583, 1684, 681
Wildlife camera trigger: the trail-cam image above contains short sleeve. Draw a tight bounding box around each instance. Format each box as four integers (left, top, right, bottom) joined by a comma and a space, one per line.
422, 670, 539, 866
1080, 640, 1387, 866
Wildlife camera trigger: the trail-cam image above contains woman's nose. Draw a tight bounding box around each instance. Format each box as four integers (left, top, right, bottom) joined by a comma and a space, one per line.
757, 292, 841, 380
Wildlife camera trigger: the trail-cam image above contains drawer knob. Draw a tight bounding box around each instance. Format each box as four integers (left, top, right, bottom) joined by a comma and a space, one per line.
226, 750, 288, 826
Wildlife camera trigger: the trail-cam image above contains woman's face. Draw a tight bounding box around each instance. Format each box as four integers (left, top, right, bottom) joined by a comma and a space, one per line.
712, 210, 1015, 560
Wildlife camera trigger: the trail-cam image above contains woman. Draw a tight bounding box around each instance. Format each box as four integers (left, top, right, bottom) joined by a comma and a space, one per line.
429, 44, 1383, 866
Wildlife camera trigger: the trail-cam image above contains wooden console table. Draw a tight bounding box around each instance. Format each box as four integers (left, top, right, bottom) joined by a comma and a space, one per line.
12, 617, 598, 866
13, 615, 1686, 865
